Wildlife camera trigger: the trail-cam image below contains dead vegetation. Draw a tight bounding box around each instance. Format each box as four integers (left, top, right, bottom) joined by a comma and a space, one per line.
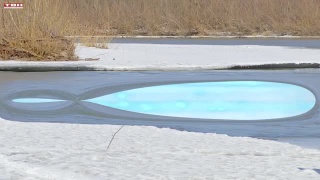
68, 0, 320, 36
1, 0, 320, 60
79, 37, 112, 49
0, 0, 76, 61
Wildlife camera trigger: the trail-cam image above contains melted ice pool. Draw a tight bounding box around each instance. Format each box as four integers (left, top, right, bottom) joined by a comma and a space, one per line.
84, 81, 316, 120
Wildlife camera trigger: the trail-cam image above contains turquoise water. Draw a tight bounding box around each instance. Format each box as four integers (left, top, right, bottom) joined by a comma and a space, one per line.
84, 81, 316, 120
13, 98, 65, 103
12, 81, 316, 120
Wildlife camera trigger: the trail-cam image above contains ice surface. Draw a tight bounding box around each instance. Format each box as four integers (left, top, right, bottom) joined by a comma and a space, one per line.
75, 43, 320, 70
12, 98, 65, 103
1, 43, 320, 70
1, 43, 320, 179
0, 118, 319, 179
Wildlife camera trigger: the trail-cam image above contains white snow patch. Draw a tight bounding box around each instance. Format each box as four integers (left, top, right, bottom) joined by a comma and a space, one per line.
0, 118, 320, 179
1, 43, 320, 70
75, 43, 320, 70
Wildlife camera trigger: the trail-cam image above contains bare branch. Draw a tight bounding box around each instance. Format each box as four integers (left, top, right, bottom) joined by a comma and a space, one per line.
107, 125, 125, 151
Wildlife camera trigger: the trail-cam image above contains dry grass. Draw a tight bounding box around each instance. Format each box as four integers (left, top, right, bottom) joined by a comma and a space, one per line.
79, 37, 112, 49
69, 0, 320, 36
0, 0, 76, 60
1, 0, 320, 60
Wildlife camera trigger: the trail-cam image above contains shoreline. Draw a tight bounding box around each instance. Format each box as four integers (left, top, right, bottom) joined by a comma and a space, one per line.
0, 63, 320, 72
67, 35, 320, 39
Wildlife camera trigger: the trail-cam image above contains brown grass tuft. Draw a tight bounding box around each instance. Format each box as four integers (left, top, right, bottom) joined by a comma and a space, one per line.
79, 37, 112, 49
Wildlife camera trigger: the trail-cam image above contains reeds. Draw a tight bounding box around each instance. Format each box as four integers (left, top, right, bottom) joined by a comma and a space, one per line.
68, 0, 320, 36
1, 0, 76, 60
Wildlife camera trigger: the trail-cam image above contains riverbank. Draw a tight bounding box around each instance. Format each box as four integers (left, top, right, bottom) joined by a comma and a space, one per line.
3, 0, 320, 61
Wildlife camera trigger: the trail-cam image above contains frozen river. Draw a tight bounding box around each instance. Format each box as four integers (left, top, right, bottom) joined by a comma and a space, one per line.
1, 70, 320, 149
